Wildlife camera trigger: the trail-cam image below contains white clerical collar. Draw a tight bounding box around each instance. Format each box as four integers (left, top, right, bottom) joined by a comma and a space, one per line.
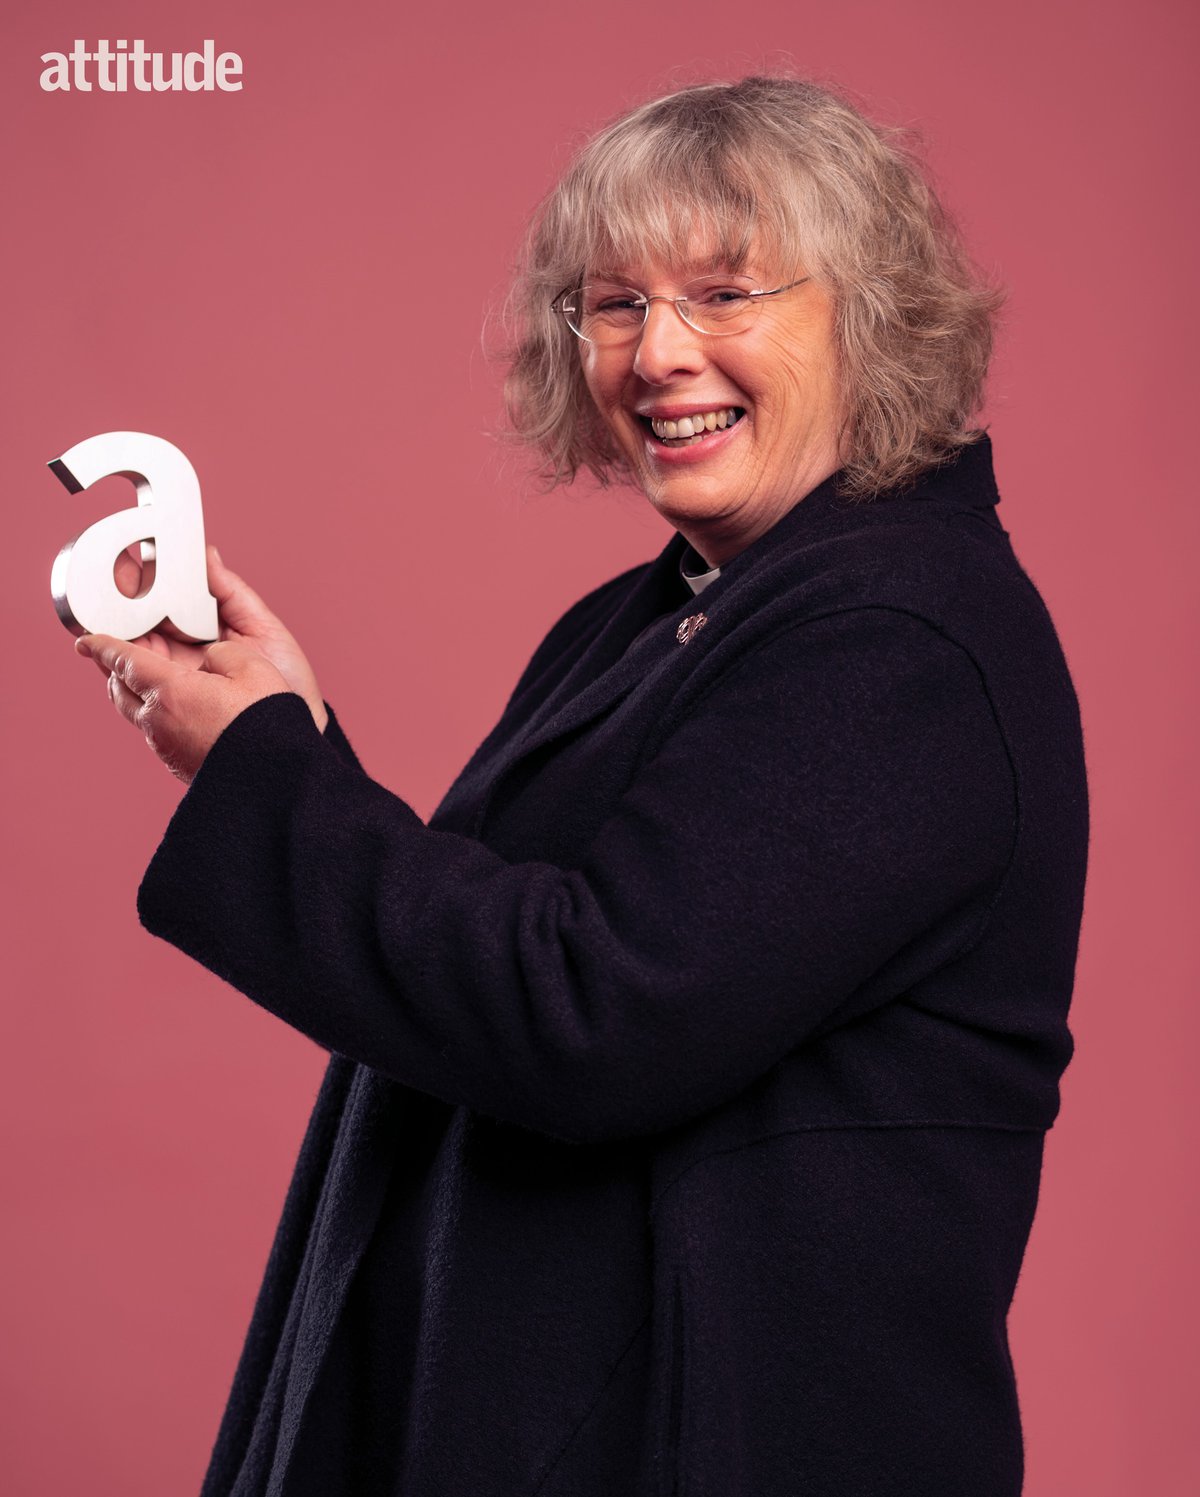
681, 544, 721, 596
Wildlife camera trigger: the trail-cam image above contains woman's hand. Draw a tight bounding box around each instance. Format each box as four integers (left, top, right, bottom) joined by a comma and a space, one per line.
74, 633, 296, 785
112, 543, 328, 733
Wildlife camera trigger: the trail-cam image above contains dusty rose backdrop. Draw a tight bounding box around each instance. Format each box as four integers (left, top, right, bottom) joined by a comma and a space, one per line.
2, 1, 1195, 1492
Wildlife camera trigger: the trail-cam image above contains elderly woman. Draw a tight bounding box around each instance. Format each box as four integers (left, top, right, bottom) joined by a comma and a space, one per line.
76, 76, 1088, 1497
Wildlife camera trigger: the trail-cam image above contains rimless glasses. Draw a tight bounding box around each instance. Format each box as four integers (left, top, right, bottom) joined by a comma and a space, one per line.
553, 274, 811, 345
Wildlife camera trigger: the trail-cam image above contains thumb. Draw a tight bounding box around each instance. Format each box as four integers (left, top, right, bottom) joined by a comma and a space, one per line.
200, 639, 285, 685
205, 545, 281, 634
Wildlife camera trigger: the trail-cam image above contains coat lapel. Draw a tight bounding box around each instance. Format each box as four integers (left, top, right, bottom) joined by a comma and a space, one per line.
432, 533, 692, 836
501, 545, 688, 755
433, 438, 1003, 840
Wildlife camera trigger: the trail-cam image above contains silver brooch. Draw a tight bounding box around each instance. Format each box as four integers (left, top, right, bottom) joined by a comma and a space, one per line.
676, 612, 708, 646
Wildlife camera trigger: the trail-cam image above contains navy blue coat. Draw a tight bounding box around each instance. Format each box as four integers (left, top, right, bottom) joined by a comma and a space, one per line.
137, 437, 1089, 1496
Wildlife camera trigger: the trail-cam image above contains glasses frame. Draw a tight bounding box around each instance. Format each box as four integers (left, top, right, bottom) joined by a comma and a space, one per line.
552, 275, 811, 344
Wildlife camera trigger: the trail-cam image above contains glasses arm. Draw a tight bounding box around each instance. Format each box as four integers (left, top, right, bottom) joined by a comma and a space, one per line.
750, 277, 811, 301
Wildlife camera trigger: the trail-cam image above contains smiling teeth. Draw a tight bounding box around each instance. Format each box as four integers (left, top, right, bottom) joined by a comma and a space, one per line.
650, 407, 741, 440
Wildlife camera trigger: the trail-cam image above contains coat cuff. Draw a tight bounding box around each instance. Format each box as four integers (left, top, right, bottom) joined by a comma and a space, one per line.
320, 700, 363, 772
136, 692, 374, 960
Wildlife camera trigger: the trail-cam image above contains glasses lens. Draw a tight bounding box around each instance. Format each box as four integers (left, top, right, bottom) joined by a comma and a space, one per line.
564, 285, 645, 343
559, 277, 769, 340
680, 277, 762, 335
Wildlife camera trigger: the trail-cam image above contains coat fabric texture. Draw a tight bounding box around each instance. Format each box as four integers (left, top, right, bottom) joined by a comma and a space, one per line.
136, 436, 1089, 1497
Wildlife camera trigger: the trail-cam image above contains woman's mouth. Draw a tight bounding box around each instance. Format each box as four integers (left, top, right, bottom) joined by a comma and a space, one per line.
643, 407, 745, 447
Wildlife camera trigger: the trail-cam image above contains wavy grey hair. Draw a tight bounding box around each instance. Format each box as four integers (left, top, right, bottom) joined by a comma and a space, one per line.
501, 75, 1003, 498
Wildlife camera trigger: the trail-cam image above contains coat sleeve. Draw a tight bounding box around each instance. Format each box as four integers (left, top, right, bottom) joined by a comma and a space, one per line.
320, 702, 366, 774
136, 607, 1016, 1144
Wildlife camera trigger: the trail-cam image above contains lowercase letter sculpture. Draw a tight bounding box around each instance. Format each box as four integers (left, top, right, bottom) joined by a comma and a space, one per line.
49, 431, 219, 642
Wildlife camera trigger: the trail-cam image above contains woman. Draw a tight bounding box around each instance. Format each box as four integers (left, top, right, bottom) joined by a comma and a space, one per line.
75, 77, 1088, 1496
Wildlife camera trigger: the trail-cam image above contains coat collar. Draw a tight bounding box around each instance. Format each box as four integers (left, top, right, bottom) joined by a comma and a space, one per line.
590, 431, 1001, 672
662, 430, 1001, 589
444, 436, 1001, 835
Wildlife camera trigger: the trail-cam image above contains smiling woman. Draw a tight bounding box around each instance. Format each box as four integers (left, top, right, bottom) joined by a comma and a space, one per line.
568, 253, 843, 562
76, 73, 1088, 1497
505, 76, 1001, 512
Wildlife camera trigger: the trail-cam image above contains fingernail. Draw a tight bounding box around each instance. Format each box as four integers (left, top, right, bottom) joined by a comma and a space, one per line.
75, 638, 92, 657
211, 546, 222, 564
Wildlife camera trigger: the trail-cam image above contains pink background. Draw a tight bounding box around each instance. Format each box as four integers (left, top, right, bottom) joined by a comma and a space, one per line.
2, 1, 1195, 1492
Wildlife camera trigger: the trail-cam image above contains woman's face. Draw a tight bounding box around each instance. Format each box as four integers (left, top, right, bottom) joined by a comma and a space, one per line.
578, 247, 844, 565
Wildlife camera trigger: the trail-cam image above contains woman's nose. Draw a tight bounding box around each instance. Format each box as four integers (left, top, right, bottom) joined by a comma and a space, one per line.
632, 298, 708, 384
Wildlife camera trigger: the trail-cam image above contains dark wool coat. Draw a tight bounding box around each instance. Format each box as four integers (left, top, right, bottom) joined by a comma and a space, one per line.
137, 437, 1089, 1497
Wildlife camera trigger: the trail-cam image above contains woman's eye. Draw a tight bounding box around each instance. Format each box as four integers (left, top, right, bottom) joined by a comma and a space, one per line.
692, 286, 752, 306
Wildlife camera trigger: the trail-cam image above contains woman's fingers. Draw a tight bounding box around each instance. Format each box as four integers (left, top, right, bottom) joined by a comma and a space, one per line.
107, 667, 147, 729
76, 634, 180, 699
113, 545, 146, 600
76, 633, 177, 736
107, 544, 281, 653
198, 544, 326, 727
83, 643, 117, 682
141, 629, 210, 669
139, 631, 172, 659
205, 545, 288, 637
80, 628, 166, 681
82, 547, 328, 736
99, 549, 208, 666
75, 631, 294, 784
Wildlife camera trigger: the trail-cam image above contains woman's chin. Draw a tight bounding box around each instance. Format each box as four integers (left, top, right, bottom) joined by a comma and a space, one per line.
637, 474, 749, 543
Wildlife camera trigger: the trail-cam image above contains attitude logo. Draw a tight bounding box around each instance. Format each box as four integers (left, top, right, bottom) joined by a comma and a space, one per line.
40, 40, 243, 92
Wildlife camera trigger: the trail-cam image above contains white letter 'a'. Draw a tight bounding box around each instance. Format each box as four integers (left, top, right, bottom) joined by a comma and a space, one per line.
49, 432, 219, 642
40, 54, 71, 91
